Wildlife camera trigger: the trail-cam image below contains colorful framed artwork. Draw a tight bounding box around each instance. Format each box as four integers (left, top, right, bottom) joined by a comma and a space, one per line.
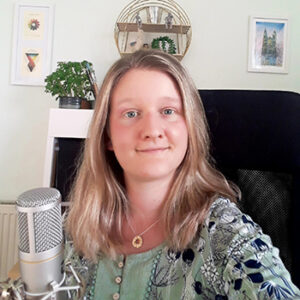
248, 16, 288, 74
11, 3, 55, 86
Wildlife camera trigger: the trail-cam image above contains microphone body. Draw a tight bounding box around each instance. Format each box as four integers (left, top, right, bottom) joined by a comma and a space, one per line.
16, 188, 66, 299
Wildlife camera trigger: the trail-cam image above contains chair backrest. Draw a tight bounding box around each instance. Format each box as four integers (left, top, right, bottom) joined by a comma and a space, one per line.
200, 89, 300, 287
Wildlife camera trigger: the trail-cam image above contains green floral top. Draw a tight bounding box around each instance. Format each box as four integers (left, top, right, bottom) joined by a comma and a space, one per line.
64, 198, 300, 299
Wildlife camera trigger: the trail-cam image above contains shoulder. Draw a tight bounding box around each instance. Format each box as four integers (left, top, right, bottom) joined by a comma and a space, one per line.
204, 197, 265, 243
195, 197, 267, 258
207, 196, 258, 230
197, 197, 276, 268
191, 197, 300, 298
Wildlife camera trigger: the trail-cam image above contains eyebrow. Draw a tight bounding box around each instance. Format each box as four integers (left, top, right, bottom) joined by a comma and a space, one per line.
115, 96, 182, 106
160, 96, 182, 103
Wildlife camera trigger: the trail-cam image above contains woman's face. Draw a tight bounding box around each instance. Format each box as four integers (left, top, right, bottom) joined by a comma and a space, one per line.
109, 68, 188, 184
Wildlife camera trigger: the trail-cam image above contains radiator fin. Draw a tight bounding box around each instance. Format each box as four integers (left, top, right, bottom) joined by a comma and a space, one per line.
0, 204, 18, 281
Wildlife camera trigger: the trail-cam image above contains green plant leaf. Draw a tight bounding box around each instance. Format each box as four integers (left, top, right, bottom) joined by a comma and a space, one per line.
44, 60, 96, 100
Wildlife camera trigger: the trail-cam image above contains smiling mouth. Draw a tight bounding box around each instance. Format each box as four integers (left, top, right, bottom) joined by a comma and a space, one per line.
136, 147, 170, 153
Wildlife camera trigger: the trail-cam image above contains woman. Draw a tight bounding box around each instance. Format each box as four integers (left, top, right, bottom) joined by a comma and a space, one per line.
65, 49, 300, 299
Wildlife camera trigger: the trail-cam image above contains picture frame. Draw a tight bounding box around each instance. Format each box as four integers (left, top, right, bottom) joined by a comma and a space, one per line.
248, 16, 288, 74
11, 3, 55, 86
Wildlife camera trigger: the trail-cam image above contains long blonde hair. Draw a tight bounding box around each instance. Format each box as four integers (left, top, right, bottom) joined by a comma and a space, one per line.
66, 49, 239, 261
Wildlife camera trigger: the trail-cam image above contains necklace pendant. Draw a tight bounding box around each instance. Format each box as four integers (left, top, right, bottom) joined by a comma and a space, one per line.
132, 235, 143, 248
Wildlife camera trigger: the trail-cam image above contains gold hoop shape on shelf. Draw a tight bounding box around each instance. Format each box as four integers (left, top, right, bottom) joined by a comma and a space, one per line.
114, 0, 192, 61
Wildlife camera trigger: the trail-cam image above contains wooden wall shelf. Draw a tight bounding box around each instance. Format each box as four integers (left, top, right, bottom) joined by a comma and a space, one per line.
114, 0, 192, 60
119, 51, 183, 60
117, 22, 190, 34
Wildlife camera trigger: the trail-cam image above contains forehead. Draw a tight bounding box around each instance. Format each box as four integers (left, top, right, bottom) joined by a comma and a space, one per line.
111, 68, 182, 104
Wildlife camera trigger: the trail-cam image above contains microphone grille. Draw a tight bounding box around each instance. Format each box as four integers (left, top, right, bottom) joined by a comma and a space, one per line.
18, 212, 30, 253
16, 187, 61, 207
17, 188, 63, 253
34, 205, 62, 253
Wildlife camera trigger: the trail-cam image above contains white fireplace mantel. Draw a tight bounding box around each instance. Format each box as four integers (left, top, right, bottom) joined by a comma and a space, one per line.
43, 108, 94, 187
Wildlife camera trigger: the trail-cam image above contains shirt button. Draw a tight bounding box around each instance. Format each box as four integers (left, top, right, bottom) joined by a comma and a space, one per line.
115, 276, 122, 284
118, 261, 124, 268
113, 292, 120, 300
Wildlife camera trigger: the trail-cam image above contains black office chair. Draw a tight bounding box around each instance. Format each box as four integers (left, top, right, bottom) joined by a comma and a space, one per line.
200, 89, 300, 287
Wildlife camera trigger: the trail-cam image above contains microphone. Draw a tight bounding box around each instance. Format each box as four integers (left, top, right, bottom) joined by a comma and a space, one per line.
1, 187, 83, 299
16, 187, 66, 299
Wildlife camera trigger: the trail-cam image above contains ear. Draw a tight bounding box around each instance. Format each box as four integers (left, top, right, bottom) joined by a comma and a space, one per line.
107, 139, 113, 151
105, 125, 113, 151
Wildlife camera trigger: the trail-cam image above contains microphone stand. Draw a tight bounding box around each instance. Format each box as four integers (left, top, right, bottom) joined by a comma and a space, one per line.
0, 262, 83, 300
0, 277, 24, 300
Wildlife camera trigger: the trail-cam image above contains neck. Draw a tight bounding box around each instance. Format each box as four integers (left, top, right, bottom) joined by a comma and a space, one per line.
121, 175, 173, 254
124, 175, 173, 221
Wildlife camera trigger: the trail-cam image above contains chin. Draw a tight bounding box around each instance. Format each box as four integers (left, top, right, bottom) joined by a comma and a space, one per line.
136, 168, 177, 182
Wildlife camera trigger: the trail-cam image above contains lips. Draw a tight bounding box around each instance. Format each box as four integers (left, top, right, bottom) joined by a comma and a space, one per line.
136, 147, 170, 153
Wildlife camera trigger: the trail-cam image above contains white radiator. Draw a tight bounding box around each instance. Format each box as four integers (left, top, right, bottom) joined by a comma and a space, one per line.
0, 204, 18, 281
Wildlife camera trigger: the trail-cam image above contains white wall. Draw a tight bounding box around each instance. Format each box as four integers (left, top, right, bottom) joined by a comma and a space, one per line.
0, 0, 299, 202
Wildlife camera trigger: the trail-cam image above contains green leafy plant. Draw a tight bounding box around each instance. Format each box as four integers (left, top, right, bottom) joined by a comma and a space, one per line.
151, 36, 176, 54
44, 61, 95, 101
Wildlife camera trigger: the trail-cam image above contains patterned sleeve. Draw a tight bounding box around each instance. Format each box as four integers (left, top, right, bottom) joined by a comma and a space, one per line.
63, 239, 98, 299
208, 198, 300, 299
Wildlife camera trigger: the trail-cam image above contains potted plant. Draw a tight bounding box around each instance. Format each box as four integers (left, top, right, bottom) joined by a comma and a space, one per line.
44, 61, 97, 109
151, 36, 176, 54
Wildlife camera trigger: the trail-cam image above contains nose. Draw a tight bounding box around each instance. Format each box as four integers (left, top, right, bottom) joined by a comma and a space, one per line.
140, 112, 164, 140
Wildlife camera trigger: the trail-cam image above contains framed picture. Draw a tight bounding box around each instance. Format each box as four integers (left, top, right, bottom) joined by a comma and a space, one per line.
11, 3, 55, 86
248, 16, 288, 73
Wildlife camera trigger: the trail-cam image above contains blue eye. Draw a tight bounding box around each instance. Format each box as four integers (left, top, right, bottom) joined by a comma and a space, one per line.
163, 108, 175, 115
125, 111, 138, 118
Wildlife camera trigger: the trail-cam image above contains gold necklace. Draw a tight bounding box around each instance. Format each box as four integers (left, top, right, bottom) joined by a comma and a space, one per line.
126, 215, 160, 248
